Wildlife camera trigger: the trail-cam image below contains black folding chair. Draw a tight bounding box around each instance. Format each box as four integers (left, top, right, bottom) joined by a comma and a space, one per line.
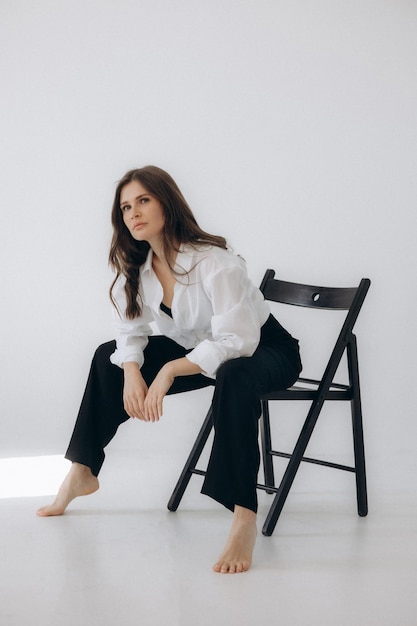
168, 270, 371, 537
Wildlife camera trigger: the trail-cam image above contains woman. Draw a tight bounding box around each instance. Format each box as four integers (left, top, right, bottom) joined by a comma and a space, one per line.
37, 166, 302, 574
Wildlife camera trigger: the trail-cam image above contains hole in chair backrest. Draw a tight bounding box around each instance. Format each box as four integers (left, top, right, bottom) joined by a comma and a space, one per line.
312, 292, 320, 303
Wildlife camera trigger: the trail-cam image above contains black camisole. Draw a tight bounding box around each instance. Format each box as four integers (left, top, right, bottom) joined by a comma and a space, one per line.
160, 302, 173, 318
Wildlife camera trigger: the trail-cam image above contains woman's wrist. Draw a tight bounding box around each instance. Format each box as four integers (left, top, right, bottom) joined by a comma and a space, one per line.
164, 357, 202, 379
123, 361, 142, 378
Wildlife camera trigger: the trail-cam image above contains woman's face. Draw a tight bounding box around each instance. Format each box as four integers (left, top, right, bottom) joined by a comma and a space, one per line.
120, 180, 165, 247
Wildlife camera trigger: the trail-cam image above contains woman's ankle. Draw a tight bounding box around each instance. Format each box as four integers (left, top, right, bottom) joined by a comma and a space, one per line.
233, 505, 257, 523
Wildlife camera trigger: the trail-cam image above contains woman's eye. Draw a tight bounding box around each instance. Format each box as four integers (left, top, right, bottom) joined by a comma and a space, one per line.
140, 197, 149, 204
121, 205, 130, 211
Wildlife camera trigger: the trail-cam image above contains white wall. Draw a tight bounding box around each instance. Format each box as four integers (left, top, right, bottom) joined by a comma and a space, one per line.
1, 1, 416, 494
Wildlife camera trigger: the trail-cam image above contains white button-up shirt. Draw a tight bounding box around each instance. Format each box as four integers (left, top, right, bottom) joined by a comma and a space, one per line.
110, 244, 270, 377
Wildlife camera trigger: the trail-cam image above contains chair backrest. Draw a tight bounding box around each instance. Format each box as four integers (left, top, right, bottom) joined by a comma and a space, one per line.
260, 270, 371, 393
260, 269, 366, 311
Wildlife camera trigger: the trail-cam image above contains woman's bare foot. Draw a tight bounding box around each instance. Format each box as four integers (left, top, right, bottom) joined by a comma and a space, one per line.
36, 462, 99, 517
213, 505, 257, 574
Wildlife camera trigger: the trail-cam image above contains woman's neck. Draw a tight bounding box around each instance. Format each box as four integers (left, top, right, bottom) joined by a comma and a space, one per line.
150, 238, 179, 268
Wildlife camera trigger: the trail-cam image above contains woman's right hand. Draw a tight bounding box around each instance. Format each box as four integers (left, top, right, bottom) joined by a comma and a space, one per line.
122, 362, 149, 421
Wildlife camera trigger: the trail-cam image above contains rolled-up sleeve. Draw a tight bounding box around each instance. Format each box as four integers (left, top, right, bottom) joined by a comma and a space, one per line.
109, 278, 154, 369
186, 262, 267, 377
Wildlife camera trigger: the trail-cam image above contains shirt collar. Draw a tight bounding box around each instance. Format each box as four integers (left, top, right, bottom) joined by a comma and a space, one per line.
141, 244, 197, 276
141, 248, 154, 275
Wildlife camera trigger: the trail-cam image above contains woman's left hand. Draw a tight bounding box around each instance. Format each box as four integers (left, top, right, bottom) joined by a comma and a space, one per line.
143, 365, 175, 422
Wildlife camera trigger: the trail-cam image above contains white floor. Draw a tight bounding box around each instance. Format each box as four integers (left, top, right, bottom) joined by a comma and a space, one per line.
1, 391, 416, 626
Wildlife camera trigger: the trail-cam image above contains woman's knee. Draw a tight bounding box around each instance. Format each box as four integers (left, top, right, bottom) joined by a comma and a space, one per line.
93, 340, 116, 365
216, 357, 254, 389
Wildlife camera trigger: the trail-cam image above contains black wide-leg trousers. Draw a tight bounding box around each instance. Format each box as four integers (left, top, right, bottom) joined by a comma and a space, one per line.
65, 315, 302, 513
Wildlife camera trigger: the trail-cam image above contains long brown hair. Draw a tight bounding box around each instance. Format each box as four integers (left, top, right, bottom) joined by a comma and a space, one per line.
109, 166, 227, 318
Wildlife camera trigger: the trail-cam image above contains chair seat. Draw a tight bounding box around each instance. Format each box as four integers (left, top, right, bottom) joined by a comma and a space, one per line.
262, 377, 353, 401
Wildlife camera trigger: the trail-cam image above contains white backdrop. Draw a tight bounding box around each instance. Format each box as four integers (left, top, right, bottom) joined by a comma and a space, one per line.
1, 1, 416, 498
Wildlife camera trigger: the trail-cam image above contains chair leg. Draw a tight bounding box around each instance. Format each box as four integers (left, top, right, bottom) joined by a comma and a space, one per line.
262, 399, 324, 536
347, 337, 368, 517
260, 400, 275, 493
167, 406, 213, 512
